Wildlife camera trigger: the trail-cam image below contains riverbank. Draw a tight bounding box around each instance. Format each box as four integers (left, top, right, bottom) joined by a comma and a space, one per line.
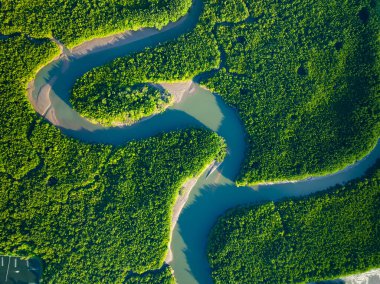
251, 140, 379, 188
158, 81, 195, 103
69, 12, 190, 58
165, 161, 216, 264
339, 268, 380, 284
308, 268, 380, 284
207, 158, 380, 284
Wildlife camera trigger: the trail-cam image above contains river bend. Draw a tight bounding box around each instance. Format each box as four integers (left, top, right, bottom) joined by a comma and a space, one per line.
29, 0, 380, 282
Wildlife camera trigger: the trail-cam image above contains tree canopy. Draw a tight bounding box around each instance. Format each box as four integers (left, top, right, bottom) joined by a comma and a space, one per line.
0, 34, 225, 283
71, 0, 380, 185
0, 0, 192, 47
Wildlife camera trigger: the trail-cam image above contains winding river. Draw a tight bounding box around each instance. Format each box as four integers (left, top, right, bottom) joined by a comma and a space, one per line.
29, 0, 380, 283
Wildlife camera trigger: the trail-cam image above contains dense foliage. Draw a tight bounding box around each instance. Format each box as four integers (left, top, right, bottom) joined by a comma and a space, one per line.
0, 35, 225, 282
203, 0, 380, 185
72, 0, 380, 185
0, 35, 59, 180
1, 0, 379, 282
208, 161, 380, 283
0, 0, 192, 47
215, 0, 249, 23
71, 83, 173, 126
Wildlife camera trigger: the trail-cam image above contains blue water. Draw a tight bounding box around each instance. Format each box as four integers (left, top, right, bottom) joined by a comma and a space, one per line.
29, 0, 380, 282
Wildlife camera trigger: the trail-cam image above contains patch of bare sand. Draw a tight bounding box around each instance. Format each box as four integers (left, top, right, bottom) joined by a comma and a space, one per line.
27, 76, 57, 117
158, 81, 194, 103
70, 29, 157, 58
51, 38, 71, 58
340, 268, 380, 284
27, 56, 72, 128
309, 268, 380, 284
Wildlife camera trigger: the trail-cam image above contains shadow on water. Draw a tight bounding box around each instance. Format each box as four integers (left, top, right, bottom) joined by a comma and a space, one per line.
172, 92, 380, 283
212, 94, 247, 181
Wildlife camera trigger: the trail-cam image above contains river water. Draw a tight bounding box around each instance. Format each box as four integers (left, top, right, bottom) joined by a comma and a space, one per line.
29, 0, 380, 282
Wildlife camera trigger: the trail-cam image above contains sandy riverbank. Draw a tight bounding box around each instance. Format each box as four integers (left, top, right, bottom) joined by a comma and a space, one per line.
27, 54, 72, 128
165, 161, 216, 264
159, 81, 195, 103
69, 11, 189, 58
308, 268, 380, 284
340, 268, 380, 284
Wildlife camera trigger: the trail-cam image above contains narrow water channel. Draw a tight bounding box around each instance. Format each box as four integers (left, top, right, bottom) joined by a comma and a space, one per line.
29, 0, 380, 282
